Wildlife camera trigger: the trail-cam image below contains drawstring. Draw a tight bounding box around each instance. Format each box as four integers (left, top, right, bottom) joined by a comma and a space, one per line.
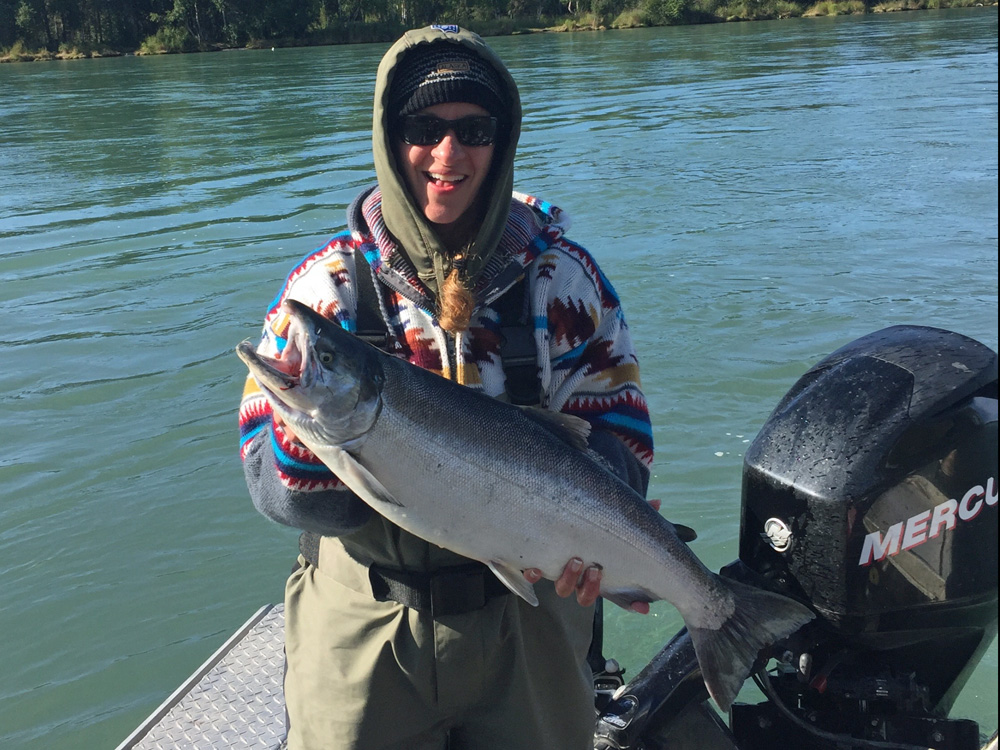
454, 330, 466, 385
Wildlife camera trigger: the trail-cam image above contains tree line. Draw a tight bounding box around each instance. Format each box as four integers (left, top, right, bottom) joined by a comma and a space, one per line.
3, 0, 325, 53
0, 0, 979, 58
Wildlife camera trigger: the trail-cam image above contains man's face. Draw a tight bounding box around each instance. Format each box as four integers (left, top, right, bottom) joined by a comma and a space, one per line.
396, 101, 495, 227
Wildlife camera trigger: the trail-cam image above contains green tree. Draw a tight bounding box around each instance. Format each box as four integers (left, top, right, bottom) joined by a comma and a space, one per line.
1, 0, 20, 46
14, 0, 52, 47
641, 0, 689, 22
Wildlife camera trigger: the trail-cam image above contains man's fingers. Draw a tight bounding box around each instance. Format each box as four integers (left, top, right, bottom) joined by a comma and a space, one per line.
554, 558, 584, 597
522, 568, 543, 583
523, 559, 646, 612
273, 413, 302, 444
577, 566, 602, 607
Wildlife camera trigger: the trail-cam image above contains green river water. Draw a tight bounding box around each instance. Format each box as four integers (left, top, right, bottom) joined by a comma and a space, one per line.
0, 9, 997, 748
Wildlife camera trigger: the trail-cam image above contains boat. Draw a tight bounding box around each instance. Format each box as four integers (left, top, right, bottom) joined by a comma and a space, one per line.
119, 326, 999, 750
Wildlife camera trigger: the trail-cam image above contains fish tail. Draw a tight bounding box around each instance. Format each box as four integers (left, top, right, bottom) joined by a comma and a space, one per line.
687, 577, 814, 713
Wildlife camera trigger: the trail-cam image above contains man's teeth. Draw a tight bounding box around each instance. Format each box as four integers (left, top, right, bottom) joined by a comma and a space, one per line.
429, 173, 464, 183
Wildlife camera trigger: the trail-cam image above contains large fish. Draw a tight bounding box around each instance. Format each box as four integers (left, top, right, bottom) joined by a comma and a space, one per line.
237, 299, 814, 711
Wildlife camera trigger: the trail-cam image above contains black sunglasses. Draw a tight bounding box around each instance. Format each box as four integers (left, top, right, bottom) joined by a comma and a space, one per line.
398, 115, 498, 147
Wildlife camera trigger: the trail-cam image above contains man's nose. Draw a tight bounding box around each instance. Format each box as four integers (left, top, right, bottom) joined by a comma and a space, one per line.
432, 131, 463, 159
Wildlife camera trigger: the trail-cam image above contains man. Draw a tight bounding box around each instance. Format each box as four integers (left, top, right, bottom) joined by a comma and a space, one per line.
239, 25, 653, 749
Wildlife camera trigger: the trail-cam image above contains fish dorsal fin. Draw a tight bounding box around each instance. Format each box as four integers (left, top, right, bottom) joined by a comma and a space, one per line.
487, 560, 539, 607
321, 445, 403, 508
519, 407, 591, 452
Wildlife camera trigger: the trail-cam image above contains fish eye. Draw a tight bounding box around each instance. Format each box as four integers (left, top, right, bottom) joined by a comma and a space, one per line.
318, 351, 335, 365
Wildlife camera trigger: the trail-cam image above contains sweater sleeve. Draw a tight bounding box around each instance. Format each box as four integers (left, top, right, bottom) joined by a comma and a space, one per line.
239, 370, 374, 536
241, 417, 373, 533
540, 240, 654, 496
237, 239, 373, 536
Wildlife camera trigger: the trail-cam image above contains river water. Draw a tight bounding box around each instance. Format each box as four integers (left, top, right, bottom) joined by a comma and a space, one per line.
1, 9, 997, 748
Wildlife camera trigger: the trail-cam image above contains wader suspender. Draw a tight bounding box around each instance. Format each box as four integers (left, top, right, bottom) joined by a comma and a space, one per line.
351, 248, 394, 351
490, 277, 542, 407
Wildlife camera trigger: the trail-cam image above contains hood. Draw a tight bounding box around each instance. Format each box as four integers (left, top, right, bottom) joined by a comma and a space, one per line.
372, 25, 522, 302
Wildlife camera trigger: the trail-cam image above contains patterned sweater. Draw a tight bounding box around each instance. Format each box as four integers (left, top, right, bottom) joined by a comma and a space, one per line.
239, 189, 653, 535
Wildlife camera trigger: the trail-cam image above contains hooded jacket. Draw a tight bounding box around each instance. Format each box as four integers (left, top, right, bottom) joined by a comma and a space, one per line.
372, 25, 522, 301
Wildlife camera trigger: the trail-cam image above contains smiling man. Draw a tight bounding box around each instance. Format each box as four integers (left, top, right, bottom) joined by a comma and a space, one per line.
239, 25, 654, 750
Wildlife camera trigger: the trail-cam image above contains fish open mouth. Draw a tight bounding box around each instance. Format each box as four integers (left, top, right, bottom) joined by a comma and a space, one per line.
236, 339, 302, 395
235, 302, 329, 417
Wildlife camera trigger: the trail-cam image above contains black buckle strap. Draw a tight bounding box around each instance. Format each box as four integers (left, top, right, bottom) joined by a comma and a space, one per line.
494, 277, 542, 406
370, 563, 509, 617
298, 532, 509, 617
499, 322, 540, 406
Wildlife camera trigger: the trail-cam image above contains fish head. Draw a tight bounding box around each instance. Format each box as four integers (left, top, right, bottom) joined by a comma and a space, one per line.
236, 299, 384, 449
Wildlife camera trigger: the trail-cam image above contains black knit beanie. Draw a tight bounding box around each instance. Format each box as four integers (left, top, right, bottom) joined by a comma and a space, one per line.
390, 43, 509, 123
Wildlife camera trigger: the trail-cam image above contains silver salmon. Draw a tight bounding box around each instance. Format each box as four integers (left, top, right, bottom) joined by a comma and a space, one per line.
237, 299, 813, 711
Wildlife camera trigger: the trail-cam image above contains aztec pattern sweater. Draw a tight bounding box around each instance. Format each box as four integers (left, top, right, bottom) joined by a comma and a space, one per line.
239, 189, 654, 536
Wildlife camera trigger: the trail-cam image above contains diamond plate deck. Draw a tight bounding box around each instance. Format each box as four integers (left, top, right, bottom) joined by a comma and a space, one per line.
117, 604, 286, 750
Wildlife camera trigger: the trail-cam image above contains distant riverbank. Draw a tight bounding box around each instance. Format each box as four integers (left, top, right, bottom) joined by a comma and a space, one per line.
1, 0, 995, 64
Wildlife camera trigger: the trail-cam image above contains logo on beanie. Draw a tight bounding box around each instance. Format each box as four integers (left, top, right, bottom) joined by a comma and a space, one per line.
392, 42, 509, 120
432, 24, 460, 33
437, 61, 470, 74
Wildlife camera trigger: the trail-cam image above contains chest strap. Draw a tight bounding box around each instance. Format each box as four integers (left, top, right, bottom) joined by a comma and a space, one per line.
491, 275, 542, 406
353, 248, 395, 350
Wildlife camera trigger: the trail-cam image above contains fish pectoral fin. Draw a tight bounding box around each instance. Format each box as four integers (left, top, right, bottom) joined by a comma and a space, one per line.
487, 560, 539, 607
324, 446, 403, 508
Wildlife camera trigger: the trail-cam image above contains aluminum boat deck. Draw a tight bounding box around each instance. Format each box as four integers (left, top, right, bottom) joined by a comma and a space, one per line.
115, 604, 287, 750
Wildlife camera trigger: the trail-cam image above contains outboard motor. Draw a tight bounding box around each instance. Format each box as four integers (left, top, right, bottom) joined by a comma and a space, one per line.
595, 325, 998, 750
735, 325, 997, 749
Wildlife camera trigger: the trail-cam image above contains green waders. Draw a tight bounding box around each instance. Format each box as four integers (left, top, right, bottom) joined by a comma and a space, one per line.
282, 518, 596, 750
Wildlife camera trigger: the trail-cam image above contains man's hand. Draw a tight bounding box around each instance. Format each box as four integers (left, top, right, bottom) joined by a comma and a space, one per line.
522, 561, 650, 613
521, 498, 662, 614
273, 412, 302, 444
